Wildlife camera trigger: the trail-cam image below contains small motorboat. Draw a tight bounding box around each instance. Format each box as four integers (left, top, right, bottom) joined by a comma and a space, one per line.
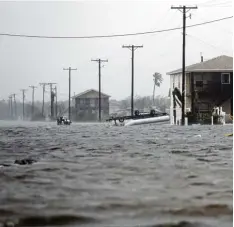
57, 116, 72, 125
106, 109, 170, 126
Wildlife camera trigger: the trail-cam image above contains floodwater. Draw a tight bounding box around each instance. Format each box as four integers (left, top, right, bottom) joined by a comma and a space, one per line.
0, 121, 232, 227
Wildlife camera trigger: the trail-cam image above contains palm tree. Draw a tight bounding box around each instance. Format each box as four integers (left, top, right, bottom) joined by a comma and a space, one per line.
152, 72, 163, 105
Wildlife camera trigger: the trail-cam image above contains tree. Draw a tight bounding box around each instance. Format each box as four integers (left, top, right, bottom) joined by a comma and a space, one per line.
57, 102, 66, 116
152, 72, 163, 105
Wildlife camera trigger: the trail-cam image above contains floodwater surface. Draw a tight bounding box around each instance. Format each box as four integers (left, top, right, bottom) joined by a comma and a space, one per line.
0, 121, 233, 227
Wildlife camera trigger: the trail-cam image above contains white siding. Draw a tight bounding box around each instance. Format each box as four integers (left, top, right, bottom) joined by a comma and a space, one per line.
170, 73, 191, 124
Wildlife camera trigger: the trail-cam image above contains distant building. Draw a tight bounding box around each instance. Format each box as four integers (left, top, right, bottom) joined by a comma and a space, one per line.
72, 89, 110, 121
167, 55, 233, 124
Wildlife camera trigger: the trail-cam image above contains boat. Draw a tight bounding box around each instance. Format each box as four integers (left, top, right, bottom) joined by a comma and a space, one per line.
106, 109, 170, 126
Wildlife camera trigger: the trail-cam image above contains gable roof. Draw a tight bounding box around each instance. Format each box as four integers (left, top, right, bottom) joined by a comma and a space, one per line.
72, 89, 111, 99
167, 55, 233, 75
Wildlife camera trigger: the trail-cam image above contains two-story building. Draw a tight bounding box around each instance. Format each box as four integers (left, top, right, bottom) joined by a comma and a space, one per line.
167, 55, 233, 124
72, 89, 110, 121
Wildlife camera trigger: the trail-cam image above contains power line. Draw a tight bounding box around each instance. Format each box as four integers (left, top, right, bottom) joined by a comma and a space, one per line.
0, 16, 232, 39
199, 0, 232, 7
187, 33, 232, 54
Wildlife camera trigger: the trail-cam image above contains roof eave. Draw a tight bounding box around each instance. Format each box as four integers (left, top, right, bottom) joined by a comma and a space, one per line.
167, 68, 233, 75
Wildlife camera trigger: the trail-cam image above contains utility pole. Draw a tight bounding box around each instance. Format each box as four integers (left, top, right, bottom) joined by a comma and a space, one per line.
171, 5, 197, 125
12, 93, 17, 119
47, 83, 56, 119
63, 67, 77, 120
8, 95, 13, 119
8, 96, 11, 118
29, 86, 37, 119
20, 89, 27, 120
55, 86, 58, 118
39, 83, 47, 117
91, 58, 108, 122
122, 45, 143, 117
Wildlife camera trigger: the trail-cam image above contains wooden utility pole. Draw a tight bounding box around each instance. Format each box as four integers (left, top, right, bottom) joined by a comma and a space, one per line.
63, 67, 77, 120
20, 89, 27, 120
47, 83, 56, 119
91, 58, 108, 122
12, 93, 17, 119
9, 95, 13, 119
122, 45, 143, 117
39, 83, 47, 117
55, 86, 58, 118
29, 86, 37, 118
171, 5, 197, 125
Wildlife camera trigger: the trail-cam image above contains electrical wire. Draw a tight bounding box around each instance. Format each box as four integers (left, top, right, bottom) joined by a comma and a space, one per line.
0, 16, 232, 39
187, 33, 232, 55
199, 0, 232, 6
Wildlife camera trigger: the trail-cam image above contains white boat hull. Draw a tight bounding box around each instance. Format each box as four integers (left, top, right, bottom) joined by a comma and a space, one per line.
108, 115, 170, 126
125, 115, 170, 126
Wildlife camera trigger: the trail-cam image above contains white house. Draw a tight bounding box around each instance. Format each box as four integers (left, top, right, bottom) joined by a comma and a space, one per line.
167, 55, 233, 124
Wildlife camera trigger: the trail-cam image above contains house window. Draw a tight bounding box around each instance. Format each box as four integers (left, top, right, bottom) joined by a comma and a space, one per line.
221, 73, 230, 84
79, 99, 84, 104
85, 99, 90, 104
90, 99, 95, 105
195, 81, 203, 88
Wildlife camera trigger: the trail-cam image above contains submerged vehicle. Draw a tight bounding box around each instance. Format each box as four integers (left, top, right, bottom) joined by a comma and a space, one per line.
57, 116, 72, 125
106, 109, 170, 126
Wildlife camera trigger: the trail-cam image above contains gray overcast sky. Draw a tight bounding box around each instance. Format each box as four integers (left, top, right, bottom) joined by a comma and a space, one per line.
0, 0, 232, 103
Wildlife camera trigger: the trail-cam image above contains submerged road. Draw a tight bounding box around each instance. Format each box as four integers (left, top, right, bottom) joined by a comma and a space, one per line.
0, 121, 232, 227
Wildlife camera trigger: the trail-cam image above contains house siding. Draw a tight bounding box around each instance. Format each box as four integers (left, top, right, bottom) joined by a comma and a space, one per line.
73, 90, 110, 121
170, 70, 233, 124
170, 73, 191, 123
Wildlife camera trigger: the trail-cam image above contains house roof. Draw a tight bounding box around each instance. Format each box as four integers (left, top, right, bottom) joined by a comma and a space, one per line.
72, 89, 111, 99
167, 55, 233, 75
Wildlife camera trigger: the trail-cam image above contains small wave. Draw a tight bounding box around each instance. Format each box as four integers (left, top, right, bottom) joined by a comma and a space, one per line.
197, 158, 220, 163
2, 214, 97, 226
189, 182, 214, 186
186, 175, 197, 179
92, 201, 147, 211
149, 221, 207, 227
163, 204, 232, 216
49, 147, 60, 151
86, 148, 96, 151
170, 150, 189, 154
